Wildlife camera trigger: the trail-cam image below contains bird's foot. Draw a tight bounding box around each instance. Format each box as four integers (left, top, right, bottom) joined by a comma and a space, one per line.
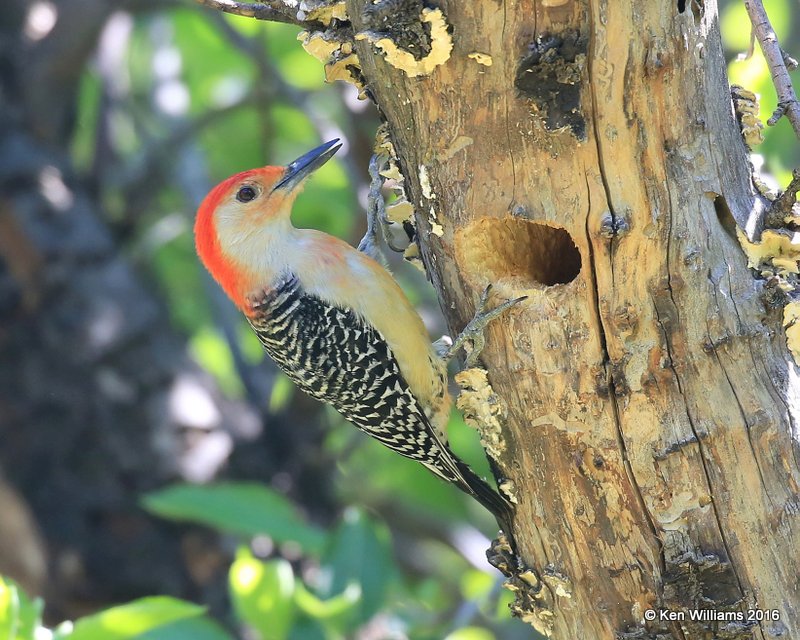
357, 153, 406, 262
357, 154, 388, 263
443, 285, 527, 368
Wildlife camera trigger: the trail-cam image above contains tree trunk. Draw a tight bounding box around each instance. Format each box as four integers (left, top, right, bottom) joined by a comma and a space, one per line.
345, 0, 799, 638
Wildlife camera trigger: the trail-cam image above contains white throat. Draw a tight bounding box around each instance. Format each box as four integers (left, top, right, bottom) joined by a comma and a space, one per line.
215, 209, 299, 282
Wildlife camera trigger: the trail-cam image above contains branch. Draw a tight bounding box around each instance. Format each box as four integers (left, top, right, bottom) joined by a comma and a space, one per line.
766, 168, 800, 227
193, 0, 308, 26
743, 0, 800, 139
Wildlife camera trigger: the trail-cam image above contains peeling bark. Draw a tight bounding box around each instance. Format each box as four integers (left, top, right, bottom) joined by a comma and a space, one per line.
346, 0, 800, 637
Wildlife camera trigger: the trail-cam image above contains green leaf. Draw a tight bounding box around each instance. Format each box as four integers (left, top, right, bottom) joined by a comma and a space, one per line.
199, 107, 265, 179
0, 577, 42, 640
293, 581, 360, 623
229, 552, 296, 640
142, 482, 326, 553
335, 431, 469, 521
286, 619, 326, 640
134, 616, 234, 640
170, 9, 255, 115
321, 509, 395, 626
721, 0, 791, 51
268, 373, 295, 413
189, 326, 244, 397
55, 596, 203, 640
460, 569, 495, 602
495, 589, 515, 620
151, 232, 213, 337
264, 22, 321, 91
444, 627, 495, 640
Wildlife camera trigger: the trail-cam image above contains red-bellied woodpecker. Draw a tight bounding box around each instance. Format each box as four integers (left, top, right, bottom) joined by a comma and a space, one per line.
194, 139, 520, 533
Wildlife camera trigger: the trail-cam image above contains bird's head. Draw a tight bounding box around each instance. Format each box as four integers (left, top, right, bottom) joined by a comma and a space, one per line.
194, 138, 342, 309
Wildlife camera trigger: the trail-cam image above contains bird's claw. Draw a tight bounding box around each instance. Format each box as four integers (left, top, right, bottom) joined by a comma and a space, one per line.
443, 285, 527, 367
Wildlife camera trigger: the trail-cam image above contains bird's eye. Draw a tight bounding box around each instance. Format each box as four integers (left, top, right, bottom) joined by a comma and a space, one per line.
236, 186, 257, 203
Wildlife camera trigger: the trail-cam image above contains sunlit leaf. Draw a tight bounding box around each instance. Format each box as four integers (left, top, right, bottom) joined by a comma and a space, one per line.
263, 22, 321, 90
230, 551, 296, 640
152, 232, 212, 336
269, 373, 295, 413
460, 569, 495, 602
171, 9, 255, 114
238, 322, 266, 365
142, 482, 326, 553
495, 589, 515, 620
721, 0, 790, 51
189, 326, 244, 397
293, 581, 360, 624
444, 627, 495, 640
0, 577, 42, 640
723, 0, 799, 186
54, 597, 203, 640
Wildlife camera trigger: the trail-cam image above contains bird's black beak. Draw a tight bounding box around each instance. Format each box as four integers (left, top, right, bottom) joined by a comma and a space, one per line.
273, 139, 342, 192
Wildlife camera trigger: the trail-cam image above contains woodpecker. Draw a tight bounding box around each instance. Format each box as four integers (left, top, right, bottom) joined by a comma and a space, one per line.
194, 139, 516, 532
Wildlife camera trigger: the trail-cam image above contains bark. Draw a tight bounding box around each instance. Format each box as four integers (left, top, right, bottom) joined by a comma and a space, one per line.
346, 0, 799, 638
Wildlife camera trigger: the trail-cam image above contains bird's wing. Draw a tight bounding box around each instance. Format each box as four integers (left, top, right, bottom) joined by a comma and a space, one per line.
247, 274, 455, 469
247, 274, 513, 524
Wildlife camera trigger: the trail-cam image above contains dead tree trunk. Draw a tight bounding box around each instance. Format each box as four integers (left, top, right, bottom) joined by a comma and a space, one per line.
195, 0, 799, 635
339, 1, 799, 638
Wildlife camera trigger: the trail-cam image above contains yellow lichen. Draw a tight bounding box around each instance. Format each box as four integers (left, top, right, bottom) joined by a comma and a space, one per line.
325, 52, 361, 85
737, 227, 800, 291
379, 161, 403, 182
299, 30, 340, 62
731, 85, 764, 148
542, 566, 573, 599
499, 479, 518, 504
299, 30, 364, 90
454, 367, 507, 461
298, 0, 347, 26
783, 302, 800, 366
784, 209, 800, 227
403, 241, 425, 272
773, 257, 800, 274
373, 123, 396, 157
520, 610, 554, 637
468, 52, 493, 66
385, 198, 414, 224
355, 8, 453, 78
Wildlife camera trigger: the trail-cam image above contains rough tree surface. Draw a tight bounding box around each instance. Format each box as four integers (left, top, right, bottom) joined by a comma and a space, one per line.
341, 0, 799, 638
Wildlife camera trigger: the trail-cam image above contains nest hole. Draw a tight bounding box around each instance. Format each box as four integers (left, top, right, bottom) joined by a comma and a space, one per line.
712, 193, 737, 241
457, 217, 581, 288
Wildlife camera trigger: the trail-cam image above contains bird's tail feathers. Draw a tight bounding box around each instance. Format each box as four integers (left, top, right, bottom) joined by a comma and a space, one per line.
453, 458, 515, 534
429, 446, 515, 534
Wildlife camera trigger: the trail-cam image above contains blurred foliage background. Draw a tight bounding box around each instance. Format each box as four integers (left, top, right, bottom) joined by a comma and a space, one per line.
0, 0, 797, 638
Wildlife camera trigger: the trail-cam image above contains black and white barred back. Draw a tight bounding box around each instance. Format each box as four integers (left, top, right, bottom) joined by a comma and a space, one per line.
247, 275, 512, 525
